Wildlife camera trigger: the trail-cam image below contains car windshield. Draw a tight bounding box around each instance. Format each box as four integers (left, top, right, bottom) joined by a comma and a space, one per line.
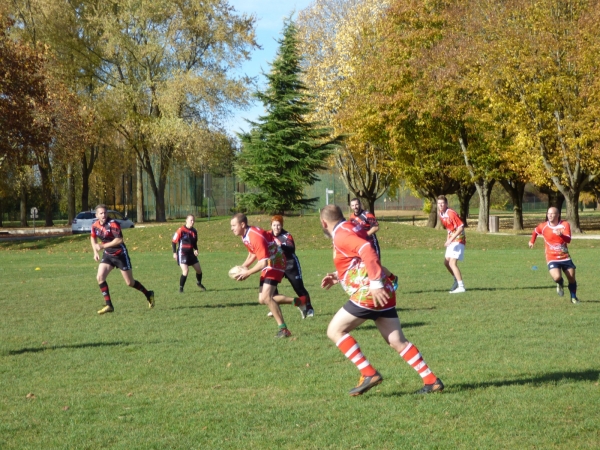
76, 212, 95, 220
108, 211, 125, 220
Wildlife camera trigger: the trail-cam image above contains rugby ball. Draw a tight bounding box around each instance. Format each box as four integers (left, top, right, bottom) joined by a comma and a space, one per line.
228, 266, 247, 279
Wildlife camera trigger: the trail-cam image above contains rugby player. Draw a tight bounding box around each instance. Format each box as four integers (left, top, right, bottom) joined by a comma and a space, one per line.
230, 213, 307, 338
90, 204, 154, 314
320, 205, 444, 396
437, 195, 466, 293
529, 207, 579, 304
267, 215, 314, 319
172, 214, 206, 293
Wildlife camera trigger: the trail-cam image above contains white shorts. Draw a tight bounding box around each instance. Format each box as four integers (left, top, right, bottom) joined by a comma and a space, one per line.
445, 242, 465, 261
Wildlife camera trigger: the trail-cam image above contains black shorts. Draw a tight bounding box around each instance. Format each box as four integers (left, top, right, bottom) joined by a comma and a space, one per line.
259, 278, 279, 288
342, 300, 398, 320
101, 251, 132, 271
178, 252, 199, 266
548, 260, 576, 271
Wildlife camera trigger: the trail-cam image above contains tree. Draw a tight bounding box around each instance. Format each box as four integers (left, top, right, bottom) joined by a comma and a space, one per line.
10, 0, 258, 222
472, 0, 600, 232
297, 0, 396, 211
235, 19, 340, 214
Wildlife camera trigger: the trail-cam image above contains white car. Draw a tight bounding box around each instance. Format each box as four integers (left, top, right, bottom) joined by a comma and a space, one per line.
71, 210, 135, 234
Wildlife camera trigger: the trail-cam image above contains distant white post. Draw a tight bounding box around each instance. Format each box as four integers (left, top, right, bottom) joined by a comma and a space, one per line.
325, 189, 334, 205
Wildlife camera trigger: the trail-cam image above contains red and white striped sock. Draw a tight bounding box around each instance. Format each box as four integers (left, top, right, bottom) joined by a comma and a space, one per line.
336, 334, 377, 377
400, 342, 437, 385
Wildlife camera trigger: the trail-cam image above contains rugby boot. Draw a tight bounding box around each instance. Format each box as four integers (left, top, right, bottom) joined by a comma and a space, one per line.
571, 296, 580, 304
275, 328, 292, 338
415, 378, 445, 394
98, 305, 114, 315
349, 371, 383, 396
147, 291, 155, 308
450, 278, 458, 292
294, 296, 308, 319
197, 282, 207, 291
556, 283, 564, 297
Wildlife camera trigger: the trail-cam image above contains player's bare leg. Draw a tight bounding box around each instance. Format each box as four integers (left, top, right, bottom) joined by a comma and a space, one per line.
260, 284, 291, 337
375, 316, 444, 394
445, 257, 465, 293
327, 308, 382, 395
122, 269, 154, 308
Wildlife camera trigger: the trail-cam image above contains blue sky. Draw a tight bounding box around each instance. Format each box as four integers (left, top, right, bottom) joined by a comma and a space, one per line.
226, 0, 314, 136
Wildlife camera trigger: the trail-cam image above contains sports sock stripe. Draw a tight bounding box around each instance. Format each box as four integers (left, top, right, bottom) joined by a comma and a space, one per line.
337, 333, 377, 377
400, 342, 437, 385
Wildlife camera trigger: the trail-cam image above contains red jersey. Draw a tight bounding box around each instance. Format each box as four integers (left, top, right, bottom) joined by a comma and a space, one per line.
349, 210, 379, 245
242, 226, 286, 274
172, 226, 198, 253
332, 220, 395, 310
530, 220, 572, 263
439, 208, 466, 245
91, 219, 126, 256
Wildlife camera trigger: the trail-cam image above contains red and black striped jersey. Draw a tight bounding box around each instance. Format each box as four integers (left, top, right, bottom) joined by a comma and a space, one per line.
172, 226, 198, 253
91, 220, 126, 256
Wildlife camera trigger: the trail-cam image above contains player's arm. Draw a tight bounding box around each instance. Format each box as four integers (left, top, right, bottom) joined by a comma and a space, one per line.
241, 252, 257, 269
529, 228, 540, 248
90, 236, 101, 261
366, 214, 379, 235
282, 233, 296, 253
356, 239, 389, 307
321, 271, 339, 289
447, 225, 464, 242
560, 222, 572, 243
193, 233, 199, 256
100, 236, 124, 249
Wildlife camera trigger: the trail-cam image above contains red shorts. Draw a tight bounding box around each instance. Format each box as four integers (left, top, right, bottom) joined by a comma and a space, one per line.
260, 267, 285, 284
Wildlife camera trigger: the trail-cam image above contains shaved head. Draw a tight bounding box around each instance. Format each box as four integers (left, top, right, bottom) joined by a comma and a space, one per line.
321, 204, 344, 223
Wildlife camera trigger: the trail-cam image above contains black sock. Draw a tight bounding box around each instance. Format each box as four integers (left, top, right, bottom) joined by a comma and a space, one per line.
568, 282, 577, 297
557, 277, 564, 287
133, 280, 149, 296
196, 272, 203, 285
99, 281, 112, 303
180, 274, 187, 290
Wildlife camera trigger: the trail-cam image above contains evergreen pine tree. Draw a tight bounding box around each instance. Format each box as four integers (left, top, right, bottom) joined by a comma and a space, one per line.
236, 19, 340, 213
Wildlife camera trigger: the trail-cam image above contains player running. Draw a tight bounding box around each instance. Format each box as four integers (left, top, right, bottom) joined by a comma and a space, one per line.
90, 204, 154, 314
349, 198, 381, 259
437, 195, 466, 293
172, 214, 206, 293
267, 215, 314, 318
529, 207, 579, 304
230, 213, 307, 338
320, 204, 444, 396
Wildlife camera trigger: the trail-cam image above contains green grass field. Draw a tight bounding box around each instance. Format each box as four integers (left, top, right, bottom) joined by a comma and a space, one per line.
1, 216, 599, 449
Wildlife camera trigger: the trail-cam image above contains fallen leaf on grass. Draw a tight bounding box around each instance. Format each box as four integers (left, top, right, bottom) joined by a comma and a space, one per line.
26, 393, 36, 399
126, 392, 133, 397
62, 406, 69, 411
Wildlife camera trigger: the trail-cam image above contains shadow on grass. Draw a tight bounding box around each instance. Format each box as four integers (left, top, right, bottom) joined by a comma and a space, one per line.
357, 321, 427, 331
384, 370, 600, 396
7, 341, 130, 355
406, 285, 550, 294
171, 302, 262, 310
449, 370, 600, 392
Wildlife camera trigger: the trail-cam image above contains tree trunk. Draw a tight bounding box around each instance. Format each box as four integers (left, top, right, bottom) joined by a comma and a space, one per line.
563, 190, 581, 233
456, 183, 476, 227
20, 186, 28, 227
81, 145, 98, 211
67, 162, 75, 224
136, 159, 144, 223
499, 179, 525, 231
38, 157, 54, 227
538, 186, 565, 212
475, 179, 495, 232
0, 197, 3, 227
427, 196, 438, 228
